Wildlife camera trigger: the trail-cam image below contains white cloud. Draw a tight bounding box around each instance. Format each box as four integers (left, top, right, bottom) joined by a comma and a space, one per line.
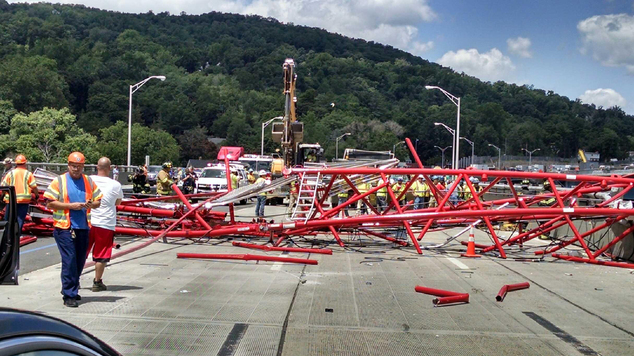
437, 48, 516, 82
9, 0, 436, 56
507, 37, 532, 58
579, 88, 627, 108
578, 14, 634, 74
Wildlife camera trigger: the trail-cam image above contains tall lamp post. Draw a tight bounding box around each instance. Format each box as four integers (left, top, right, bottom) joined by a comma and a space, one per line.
261, 116, 283, 155
434, 122, 455, 169
522, 148, 540, 167
392, 140, 405, 158
335, 132, 351, 160
460, 137, 475, 167
488, 144, 501, 169
128, 75, 166, 166
426, 86, 461, 169
434, 145, 452, 169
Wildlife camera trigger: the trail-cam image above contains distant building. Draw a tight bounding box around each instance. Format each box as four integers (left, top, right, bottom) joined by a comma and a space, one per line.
585, 152, 600, 162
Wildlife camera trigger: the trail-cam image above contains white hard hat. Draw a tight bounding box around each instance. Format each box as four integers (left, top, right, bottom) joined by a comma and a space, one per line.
259, 170, 266, 176
472, 178, 480, 184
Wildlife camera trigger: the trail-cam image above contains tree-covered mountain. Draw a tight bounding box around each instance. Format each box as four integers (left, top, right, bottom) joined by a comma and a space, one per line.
0, 0, 632, 165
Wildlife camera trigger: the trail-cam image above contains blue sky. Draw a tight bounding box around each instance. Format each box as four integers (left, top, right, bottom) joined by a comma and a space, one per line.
12, 0, 634, 113
419, 0, 634, 113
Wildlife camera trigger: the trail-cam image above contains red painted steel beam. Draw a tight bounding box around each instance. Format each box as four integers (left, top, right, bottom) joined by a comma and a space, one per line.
232, 241, 333, 254
433, 294, 469, 306
19, 236, 37, 247
496, 282, 530, 302
177, 252, 318, 265
414, 286, 465, 297
172, 184, 213, 230
552, 253, 634, 269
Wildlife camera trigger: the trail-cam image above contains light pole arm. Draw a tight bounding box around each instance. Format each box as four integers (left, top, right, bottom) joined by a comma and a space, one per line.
426, 86, 460, 106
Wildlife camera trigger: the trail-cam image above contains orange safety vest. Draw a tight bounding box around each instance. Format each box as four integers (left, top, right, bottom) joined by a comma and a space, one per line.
44, 173, 102, 229
2, 167, 36, 204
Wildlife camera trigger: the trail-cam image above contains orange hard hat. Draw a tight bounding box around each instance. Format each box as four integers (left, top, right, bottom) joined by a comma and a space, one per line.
14, 154, 27, 164
68, 151, 85, 164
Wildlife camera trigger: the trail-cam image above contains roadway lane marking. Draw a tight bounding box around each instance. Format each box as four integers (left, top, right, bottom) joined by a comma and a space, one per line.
446, 257, 470, 270
20, 243, 57, 255
271, 252, 288, 270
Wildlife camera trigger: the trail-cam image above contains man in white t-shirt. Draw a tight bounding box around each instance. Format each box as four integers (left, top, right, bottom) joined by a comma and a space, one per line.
87, 157, 123, 292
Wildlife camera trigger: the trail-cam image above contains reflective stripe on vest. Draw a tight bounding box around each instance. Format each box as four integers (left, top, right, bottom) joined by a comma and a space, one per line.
377, 180, 387, 197
3, 168, 34, 203
51, 174, 95, 229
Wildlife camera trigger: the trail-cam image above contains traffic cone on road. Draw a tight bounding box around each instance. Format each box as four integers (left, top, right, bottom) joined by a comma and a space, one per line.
461, 226, 481, 258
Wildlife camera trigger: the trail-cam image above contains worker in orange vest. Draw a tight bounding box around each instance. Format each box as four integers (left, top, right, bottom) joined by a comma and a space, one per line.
45, 152, 103, 308
1, 154, 38, 237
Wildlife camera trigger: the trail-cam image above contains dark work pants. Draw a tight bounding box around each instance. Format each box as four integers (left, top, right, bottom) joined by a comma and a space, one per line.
54, 228, 90, 299
5, 203, 29, 238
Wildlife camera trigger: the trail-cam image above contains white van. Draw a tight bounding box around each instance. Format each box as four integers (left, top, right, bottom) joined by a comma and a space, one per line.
197, 164, 248, 204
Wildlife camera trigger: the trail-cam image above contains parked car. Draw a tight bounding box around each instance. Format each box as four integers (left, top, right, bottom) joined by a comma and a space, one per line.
146, 165, 162, 186
0, 308, 121, 355
197, 164, 248, 204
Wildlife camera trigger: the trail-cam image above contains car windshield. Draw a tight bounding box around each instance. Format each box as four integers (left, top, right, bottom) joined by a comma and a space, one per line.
148, 166, 161, 172
201, 169, 226, 178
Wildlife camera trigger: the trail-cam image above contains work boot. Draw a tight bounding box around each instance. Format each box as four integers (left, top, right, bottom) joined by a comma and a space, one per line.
64, 298, 78, 308
92, 279, 107, 292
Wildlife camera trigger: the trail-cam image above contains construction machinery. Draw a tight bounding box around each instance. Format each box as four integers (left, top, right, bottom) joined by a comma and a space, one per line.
271, 58, 322, 168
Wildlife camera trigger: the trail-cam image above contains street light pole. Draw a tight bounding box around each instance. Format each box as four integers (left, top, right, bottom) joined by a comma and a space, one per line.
426, 86, 461, 168
393, 140, 405, 157
434, 122, 455, 169
261, 116, 283, 155
488, 144, 501, 169
522, 148, 541, 167
128, 75, 166, 166
434, 145, 452, 169
460, 137, 474, 167
336, 132, 351, 160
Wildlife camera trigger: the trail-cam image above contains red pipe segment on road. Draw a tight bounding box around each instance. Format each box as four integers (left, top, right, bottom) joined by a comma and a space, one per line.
552, 253, 634, 269
414, 286, 465, 297
176, 253, 319, 265
19, 236, 37, 247
231, 241, 333, 255
433, 294, 470, 306
496, 282, 530, 302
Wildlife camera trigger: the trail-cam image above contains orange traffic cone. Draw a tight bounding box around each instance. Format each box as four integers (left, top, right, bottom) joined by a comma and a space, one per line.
461, 226, 481, 258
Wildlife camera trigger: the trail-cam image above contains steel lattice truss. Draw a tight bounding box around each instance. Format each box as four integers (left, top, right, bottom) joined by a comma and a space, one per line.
22, 138, 634, 269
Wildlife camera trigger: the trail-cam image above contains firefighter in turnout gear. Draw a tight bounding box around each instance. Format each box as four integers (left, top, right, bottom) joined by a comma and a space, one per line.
157, 162, 175, 196
538, 180, 556, 206
182, 167, 197, 195
128, 166, 151, 194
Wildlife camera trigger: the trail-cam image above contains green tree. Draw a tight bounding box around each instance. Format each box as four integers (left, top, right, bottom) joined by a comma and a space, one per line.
9, 107, 100, 163
99, 121, 179, 165
0, 56, 69, 113
178, 126, 217, 162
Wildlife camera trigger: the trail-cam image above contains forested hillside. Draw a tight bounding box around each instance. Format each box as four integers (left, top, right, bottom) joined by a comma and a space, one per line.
0, 1, 632, 165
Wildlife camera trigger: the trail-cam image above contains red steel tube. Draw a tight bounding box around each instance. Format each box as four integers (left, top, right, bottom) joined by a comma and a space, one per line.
433, 293, 469, 306
414, 285, 464, 297
116, 205, 176, 217
120, 192, 222, 205
177, 253, 318, 265
552, 253, 634, 269
172, 184, 213, 230
496, 282, 530, 302
19, 236, 37, 247
231, 241, 333, 255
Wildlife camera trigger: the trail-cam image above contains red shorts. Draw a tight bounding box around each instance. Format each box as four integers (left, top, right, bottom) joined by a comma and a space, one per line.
87, 226, 115, 262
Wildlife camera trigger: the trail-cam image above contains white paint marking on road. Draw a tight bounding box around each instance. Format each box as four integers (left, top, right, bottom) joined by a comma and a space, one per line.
270, 253, 288, 271
446, 257, 470, 270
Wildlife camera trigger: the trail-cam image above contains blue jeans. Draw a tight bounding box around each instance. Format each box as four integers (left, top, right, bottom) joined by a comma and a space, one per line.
54, 228, 90, 299
6, 203, 29, 238
376, 196, 387, 212
255, 196, 266, 217
414, 196, 425, 210
338, 197, 350, 217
